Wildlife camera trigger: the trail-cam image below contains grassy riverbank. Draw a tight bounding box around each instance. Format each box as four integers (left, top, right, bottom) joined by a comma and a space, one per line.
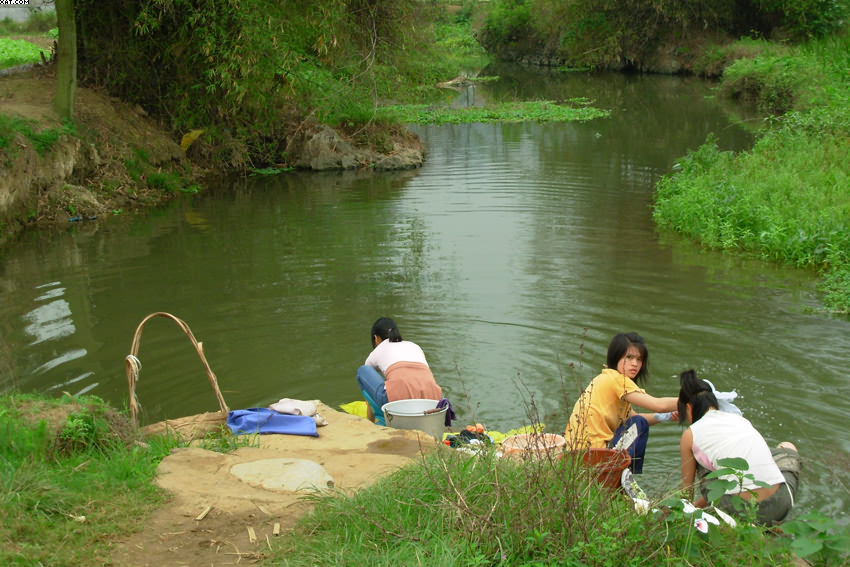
653, 34, 850, 314
4, 393, 849, 565
0, 393, 180, 565
268, 447, 808, 566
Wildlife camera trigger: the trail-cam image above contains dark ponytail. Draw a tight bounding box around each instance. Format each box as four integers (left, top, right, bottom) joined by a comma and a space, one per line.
677, 369, 718, 425
371, 317, 403, 347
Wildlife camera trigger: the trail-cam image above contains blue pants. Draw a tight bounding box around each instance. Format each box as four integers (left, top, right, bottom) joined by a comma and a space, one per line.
608, 415, 650, 474
356, 365, 388, 426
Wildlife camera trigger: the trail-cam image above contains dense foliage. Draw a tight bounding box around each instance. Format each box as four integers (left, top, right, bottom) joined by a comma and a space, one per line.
477, 0, 850, 68
73, 0, 475, 168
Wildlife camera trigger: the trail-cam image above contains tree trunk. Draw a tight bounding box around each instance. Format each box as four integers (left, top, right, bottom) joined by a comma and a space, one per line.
54, 0, 78, 120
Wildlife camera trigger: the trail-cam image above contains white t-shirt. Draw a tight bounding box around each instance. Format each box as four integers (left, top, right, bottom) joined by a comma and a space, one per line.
364, 339, 429, 373
689, 409, 785, 494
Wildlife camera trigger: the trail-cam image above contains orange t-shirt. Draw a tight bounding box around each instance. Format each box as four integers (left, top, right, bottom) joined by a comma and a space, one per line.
565, 368, 644, 449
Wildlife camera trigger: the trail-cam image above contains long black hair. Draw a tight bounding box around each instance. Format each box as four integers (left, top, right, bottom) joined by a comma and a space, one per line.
677, 369, 718, 425
370, 317, 402, 347
606, 332, 649, 385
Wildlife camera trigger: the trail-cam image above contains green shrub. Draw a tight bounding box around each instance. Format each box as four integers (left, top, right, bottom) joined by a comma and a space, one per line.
0, 37, 48, 69
756, 0, 850, 40
478, 0, 534, 52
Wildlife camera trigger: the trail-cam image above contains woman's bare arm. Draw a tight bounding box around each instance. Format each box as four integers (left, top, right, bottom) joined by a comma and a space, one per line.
680, 428, 707, 506
623, 390, 678, 413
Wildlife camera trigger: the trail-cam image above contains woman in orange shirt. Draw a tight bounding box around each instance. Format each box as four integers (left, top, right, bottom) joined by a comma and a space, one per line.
565, 332, 678, 473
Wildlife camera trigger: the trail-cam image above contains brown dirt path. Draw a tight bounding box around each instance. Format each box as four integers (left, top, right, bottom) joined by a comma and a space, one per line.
111, 403, 437, 566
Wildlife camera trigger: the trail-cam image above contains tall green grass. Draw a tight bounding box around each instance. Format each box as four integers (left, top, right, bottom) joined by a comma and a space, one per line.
270, 445, 794, 566
654, 34, 850, 314
0, 393, 180, 566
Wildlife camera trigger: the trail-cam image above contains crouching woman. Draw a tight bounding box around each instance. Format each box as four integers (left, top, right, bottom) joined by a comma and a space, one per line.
356, 317, 442, 425
678, 369, 801, 526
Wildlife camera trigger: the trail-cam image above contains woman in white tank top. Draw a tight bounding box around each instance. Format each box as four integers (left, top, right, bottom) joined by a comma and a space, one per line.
677, 369, 801, 526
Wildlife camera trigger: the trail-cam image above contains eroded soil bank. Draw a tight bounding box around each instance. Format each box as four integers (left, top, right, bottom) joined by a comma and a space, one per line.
0, 70, 423, 248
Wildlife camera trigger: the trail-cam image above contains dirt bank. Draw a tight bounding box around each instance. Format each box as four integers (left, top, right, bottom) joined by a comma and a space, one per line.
113, 403, 437, 566
0, 67, 423, 248
0, 70, 193, 245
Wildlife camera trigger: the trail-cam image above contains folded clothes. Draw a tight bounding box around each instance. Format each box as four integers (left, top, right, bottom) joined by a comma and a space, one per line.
268, 398, 317, 416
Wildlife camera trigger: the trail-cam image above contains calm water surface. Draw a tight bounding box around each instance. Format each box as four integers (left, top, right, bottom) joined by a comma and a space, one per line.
1, 68, 848, 523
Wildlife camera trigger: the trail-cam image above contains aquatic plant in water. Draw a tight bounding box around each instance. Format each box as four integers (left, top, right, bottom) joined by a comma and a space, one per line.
377, 100, 609, 125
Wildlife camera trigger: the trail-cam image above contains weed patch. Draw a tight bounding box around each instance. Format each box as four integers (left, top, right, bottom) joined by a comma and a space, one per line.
0, 114, 75, 156
0, 37, 49, 69
271, 440, 799, 566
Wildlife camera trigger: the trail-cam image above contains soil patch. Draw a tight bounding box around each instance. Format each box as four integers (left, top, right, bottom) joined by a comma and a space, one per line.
111, 403, 438, 566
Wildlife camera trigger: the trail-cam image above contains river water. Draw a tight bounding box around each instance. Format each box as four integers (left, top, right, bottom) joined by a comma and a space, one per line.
1, 66, 848, 524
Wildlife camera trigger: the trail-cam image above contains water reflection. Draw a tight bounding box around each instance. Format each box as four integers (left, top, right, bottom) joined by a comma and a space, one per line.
25, 286, 75, 345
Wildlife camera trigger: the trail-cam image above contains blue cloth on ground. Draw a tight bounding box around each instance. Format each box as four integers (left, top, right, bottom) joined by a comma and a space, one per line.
436, 398, 456, 426
226, 408, 319, 437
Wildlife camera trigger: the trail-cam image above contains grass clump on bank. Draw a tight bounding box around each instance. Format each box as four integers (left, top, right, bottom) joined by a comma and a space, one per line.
270, 445, 794, 566
654, 34, 850, 314
0, 114, 75, 156
0, 393, 181, 566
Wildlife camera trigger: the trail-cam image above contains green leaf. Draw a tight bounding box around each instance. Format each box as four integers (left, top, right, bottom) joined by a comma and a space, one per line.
706, 479, 737, 503
749, 478, 773, 489
791, 536, 824, 558
781, 519, 815, 537
716, 457, 749, 471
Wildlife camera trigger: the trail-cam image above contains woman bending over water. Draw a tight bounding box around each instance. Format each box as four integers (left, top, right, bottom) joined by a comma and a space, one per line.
356, 317, 442, 425
678, 369, 800, 525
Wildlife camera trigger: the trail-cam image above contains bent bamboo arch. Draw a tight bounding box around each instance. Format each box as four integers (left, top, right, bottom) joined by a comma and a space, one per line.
125, 312, 229, 427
